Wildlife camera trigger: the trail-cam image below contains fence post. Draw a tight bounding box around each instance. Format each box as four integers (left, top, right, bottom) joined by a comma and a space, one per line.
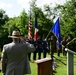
67, 51, 74, 75
65, 48, 76, 75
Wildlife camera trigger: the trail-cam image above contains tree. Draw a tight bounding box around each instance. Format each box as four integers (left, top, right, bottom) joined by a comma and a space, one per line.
4, 9, 29, 37
0, 9, 9, 26
44, 4, 56, 20
30, 0, 54, 38
53, 0, 76, 37
0, 9, 9, 49
17, 9, 29, 36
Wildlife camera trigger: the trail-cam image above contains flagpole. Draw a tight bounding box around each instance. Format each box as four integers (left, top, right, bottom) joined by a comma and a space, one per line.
66, 38, 76, 46
46, 30, 51, 39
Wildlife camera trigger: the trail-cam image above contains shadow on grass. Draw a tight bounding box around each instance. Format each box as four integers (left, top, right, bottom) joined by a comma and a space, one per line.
53, 70, 57, 75
53, 55, 67, 66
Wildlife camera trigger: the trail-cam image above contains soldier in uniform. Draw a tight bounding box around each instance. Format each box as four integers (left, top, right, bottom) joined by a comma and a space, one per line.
42, 39, 48, 58
61, 36, 67, 56
33, 40, 38, 60
48, 35, 57, 58
66, 35, 72, 50
66, 35, 76, 52
37, 36, 43, 59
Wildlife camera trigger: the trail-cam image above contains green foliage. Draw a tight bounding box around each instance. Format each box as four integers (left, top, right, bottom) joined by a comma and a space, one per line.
0, 9, 9, 26
0, 1, 54, 46
0, 9, 29, 46
30, 1, 54, 38
4, 9, 29, 37
53, 0, 76, 37
17, 9, 29, 36
0, 9, 9, 47
1, 0, 76, 46
44, 4, 56, 20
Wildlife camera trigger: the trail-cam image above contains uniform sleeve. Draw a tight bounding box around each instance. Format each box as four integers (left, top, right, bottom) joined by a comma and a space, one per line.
26, 42, 36, 53
1, 45, 7, 73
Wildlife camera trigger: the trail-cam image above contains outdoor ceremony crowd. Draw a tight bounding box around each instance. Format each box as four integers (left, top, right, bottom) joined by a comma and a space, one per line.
0, 33, 76, 61
26, 34, 76, 61
0, 30, 76, 75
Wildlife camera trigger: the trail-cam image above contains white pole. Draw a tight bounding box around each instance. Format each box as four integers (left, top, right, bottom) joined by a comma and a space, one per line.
67, 52, 74, 75
65, 48, 76, 75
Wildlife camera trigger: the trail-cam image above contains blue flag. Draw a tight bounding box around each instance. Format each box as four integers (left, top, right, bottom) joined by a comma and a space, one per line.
51, 17, 61, 49
34, 14, 38, 28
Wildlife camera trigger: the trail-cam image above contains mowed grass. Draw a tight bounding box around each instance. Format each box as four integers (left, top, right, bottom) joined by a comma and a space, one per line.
27, 53, 76, 75
0, 52, 76, 75
26, 53, 76, 75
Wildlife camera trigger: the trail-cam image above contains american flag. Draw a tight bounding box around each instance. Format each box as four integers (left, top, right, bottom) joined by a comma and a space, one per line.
28, 10, 32, 39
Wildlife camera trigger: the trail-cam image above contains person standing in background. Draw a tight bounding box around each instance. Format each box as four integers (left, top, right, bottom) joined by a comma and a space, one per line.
66, 35, 72, 49
61, 36, 67, 56
48, 35, 57, 58
42, 39, 48, 58
33, 40, 38, 60
37, 36, 43, 59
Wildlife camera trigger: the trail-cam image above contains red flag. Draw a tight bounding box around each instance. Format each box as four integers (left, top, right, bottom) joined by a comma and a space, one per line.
34, 28, 38, 41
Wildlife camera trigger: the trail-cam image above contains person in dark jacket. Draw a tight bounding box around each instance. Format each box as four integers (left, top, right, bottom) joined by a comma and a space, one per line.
42, 39, 48, 58
37, 36, 43, 59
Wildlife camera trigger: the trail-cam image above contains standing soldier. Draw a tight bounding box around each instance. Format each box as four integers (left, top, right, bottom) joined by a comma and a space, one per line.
37, 36, 43, 59
33, 40, 38, 60
61, 36, 67, 56
42, 39, 48, 58
66, 34, 76, 52
66, 35, 72, 50
48, 35, 57, 58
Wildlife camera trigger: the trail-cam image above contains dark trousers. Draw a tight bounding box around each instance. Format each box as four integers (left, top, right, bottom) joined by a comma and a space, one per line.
38, 50, 41, 59
33, 50, 37, 60
43, 51, 47, 58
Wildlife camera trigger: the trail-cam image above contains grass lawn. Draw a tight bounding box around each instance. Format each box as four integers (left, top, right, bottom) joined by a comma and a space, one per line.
0, 52, 76, 75
27, 53, 76, 75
